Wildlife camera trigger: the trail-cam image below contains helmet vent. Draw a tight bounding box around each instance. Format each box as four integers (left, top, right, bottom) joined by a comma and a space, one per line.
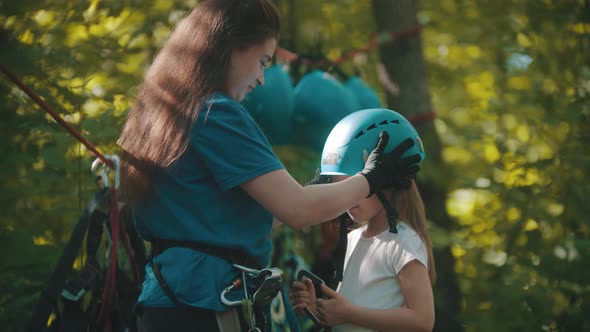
354, 119, 401, 140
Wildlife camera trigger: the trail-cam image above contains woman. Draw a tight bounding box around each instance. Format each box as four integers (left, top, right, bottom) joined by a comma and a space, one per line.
117, 1, 420, 331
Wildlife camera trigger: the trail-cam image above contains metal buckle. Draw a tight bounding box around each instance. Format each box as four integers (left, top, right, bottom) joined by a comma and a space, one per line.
220, 265, 283, 332
220, 264, 283, 307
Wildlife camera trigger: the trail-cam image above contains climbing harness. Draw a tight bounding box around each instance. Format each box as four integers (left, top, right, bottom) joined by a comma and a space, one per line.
27, 155, 144, 332
147, 239, 261, 312
148, 240, 296, 332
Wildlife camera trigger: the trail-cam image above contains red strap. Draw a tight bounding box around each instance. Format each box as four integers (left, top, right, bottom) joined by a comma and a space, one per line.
275, 25, 424, 66
0, 64, 114, 169
97, 188, 120, 331
408, 111, 437, 125
120, 220, 140, 285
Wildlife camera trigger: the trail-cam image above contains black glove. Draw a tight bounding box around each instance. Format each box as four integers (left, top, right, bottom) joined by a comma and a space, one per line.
359, 131, 421, 196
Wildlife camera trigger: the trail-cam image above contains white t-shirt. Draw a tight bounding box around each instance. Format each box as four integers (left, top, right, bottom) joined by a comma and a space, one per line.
332, 222, 428, 332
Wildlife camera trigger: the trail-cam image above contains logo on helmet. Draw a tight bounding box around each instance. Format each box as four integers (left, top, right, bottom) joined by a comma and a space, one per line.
416, 136, 424, 153
322, 152, 340, 166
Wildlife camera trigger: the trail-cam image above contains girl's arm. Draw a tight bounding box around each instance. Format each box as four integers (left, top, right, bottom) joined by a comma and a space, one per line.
317, 260, 434, 332
241, 169, 369, 229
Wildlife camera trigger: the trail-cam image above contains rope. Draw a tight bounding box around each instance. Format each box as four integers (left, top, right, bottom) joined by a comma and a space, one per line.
333, 25, 425, 65
276, 25, 424, 66
2, 24, 429, 147
0, 64, 114, 169
408, 111, 437, 125
274, 25, 435, 125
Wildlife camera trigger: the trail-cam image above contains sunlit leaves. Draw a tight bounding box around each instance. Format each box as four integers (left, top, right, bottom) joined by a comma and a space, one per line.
423, 0, 590, 329
484, 143, 500, 163
524, 218, 539, 231
116, 51, 151, 74
516, 32, 533, 48
32, 10, 55, 27
464, 71, 496, 109
17, 29, 34, 44
508, 75, 531, 90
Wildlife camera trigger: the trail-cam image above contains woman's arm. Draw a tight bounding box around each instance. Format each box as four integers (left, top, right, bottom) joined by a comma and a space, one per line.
243, 132, 420, 229
241, 169, 369, 229
316, 260, 434, 332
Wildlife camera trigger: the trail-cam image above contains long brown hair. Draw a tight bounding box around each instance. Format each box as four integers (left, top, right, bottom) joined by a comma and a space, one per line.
396, 181, 436, 284
117, 0, 280, 204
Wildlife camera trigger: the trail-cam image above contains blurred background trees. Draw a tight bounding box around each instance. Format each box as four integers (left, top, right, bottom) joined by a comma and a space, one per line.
1, 0, 588, 331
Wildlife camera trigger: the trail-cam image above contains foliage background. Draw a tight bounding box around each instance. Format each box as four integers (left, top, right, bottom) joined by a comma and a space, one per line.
1, 0, 589, 331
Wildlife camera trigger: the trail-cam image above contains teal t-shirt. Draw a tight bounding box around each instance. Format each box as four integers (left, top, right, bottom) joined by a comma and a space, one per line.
134, 92, 285, 311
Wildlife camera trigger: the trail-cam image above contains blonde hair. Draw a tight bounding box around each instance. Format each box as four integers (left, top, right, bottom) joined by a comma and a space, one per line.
396, 181, 436, 284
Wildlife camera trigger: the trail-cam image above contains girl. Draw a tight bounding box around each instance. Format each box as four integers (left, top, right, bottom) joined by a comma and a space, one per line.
290, 109, 436, 332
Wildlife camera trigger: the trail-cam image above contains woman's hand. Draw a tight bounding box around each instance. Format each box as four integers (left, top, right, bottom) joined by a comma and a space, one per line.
315, 283, 353, 327
289, 279, 317, 315
359, 131, 421, 195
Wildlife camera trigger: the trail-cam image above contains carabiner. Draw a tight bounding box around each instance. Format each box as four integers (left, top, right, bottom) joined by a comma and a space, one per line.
220, 278, 243, 306
91, 154, 120, 189
297, 270, 328, 329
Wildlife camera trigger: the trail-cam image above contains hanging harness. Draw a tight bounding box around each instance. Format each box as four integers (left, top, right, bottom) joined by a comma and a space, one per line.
27, 166, 145, 332
27, 188, 110, 332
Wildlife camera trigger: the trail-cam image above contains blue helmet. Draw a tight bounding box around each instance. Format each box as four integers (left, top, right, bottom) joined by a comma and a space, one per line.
320, 108, 425, 176
291, 70, 360, 150
241, 64, 294, 145
344, 77, 383, 109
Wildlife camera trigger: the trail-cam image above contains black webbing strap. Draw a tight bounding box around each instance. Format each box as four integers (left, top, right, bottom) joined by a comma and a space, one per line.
377, 191, 399, 233
329, 216, 349, 290
330, 191, 399, 291
27, 188, 110, 332
148, 238, 261, 309
149, 259, 192, 309
152, 239, 261, 269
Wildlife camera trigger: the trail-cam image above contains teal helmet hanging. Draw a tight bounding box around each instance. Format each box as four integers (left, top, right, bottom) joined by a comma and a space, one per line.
241, 64, 294, 145
344, 77, 383, 109
320, 108, 425, 176
292, 70, 360, 150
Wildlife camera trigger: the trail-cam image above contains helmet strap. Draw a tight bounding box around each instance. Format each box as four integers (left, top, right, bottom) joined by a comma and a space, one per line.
376, 191, 399, 233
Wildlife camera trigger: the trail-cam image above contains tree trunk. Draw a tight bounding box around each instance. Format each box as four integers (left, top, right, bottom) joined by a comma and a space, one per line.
371, 1, 463, 331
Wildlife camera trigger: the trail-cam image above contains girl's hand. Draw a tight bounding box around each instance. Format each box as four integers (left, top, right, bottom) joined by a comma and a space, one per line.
289, 279, 317, 315
315, 283, 353, 326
